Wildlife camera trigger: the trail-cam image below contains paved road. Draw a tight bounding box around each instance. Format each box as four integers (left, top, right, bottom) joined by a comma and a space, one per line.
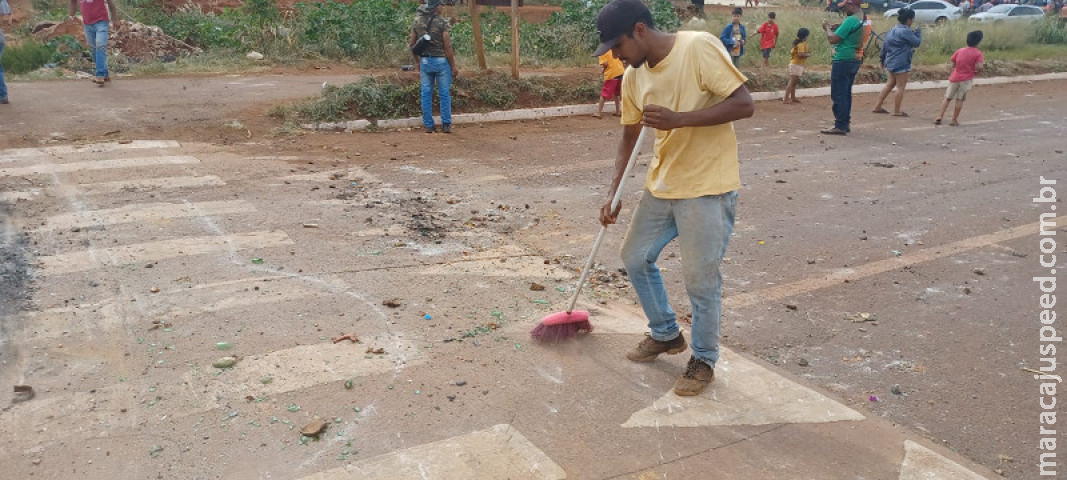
0, 77, 1063, 479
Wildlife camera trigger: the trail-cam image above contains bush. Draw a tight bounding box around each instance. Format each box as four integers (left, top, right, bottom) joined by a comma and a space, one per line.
1, 40, 56, 74
295, 0, 416, 62
293, 70, 601, 122
1029, 16, 1067, 45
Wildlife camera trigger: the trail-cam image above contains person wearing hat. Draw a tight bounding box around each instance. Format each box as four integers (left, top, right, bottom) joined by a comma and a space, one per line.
409, 0, 459, 133
594, 0, 754, 397
821, 0, 869, 135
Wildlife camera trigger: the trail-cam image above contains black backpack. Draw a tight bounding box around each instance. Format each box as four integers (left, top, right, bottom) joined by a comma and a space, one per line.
411, 14, 438, 56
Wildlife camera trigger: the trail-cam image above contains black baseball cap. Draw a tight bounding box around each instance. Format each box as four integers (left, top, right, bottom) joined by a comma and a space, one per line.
593, 0, 655, 57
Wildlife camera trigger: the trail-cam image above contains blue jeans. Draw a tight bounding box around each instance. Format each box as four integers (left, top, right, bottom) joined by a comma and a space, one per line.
621, 190, 738, 368
84, 20, 109, 78
0, 33, 7, 101
830, 60, 861, 131
419, 56, 452, 129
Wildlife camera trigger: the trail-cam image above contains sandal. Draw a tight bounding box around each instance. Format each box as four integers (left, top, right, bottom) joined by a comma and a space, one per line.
933, 118, 942, 125
892, 112, 909, 117
872, 108, 890, 114
949, 121, 959, 127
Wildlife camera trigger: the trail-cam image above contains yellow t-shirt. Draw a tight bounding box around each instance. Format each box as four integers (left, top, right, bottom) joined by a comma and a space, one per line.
790, 41, 809, 65
621, 31, 747, 199
599, 52, 625, 80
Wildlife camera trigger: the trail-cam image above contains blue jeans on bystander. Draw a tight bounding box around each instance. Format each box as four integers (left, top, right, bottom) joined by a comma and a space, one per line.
620, 190, 738, 368
0, 29, 8, 102
84, 20, 109, 78
419, 56, 452, 130
830, 60, 862, 131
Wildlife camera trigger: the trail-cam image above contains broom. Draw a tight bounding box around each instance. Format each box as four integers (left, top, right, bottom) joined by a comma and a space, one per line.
531, 126, 651, 342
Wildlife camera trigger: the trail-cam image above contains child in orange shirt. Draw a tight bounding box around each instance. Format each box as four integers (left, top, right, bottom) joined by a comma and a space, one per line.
784, 28, 810, 104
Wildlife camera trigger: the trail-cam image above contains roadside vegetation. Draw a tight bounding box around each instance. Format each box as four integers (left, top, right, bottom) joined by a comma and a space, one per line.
2, 0, 1065, 123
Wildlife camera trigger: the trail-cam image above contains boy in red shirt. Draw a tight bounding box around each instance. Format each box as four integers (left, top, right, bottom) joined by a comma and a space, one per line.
755, 12, 779, 69
69, 0, 117, 86
935, 30, 983, 126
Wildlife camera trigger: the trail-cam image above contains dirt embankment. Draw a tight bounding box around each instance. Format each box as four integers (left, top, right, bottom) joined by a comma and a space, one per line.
32, 19, 199, 62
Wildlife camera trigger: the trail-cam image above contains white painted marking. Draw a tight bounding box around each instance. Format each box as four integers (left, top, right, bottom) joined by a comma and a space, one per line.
76, 175, 226, 195
299, 424, 566, 480
0, 189, 43, 202
725, 216, 1065, 309
0, 156, 200, 177
186, 337, 419, 397
33, 200, 256, 232
0, 140, 181, 161
420, 246, 573, 279
38, 231, 294, 275
622, 347, 865, 428
898, 441, 987, 480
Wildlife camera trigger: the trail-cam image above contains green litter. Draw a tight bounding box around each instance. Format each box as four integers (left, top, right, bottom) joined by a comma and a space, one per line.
532, 299, 549, 305
287, 404, 300, 412
251, 258, 265, 264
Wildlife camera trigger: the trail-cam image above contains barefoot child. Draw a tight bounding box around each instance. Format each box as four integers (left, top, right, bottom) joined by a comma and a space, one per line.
784, 28, 809, 104
936, 30, 983, 126
594, 51, 625, 118
754, 12, 779, 68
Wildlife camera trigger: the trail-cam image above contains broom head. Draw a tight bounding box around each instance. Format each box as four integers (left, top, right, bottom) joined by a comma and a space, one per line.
530, 310, 592, 342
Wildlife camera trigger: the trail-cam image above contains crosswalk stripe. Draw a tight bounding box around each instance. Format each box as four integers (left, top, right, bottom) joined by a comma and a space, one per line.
0, 140, 181, 161
37, 231, 294, 275
32, 200, 256, 233
899, 441, 986, 480
0, 155, 200, 177
622, 347, 865, 428
298, 424, 566, 480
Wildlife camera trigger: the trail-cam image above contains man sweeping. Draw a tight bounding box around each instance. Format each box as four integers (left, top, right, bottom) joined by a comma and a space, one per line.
594, 0, 754, 396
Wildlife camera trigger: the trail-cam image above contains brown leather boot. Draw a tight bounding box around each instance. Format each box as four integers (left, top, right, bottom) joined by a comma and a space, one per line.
674, 356, 714, 396
625, 332, 687, 363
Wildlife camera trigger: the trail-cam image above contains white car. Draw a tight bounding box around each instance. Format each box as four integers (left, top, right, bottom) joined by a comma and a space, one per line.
885, 0, 963, 24
970, 4, 1046, 23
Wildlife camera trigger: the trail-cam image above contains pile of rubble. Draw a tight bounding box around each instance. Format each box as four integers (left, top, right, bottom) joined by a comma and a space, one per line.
32, 19, 199, 62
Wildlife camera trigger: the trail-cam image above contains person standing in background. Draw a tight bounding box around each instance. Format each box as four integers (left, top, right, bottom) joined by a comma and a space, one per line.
0, 26, 8, 104
720, 8, 746, 68
754, 12, 779, 69
409, 0, 459, 134
69, 0, 118, 86
820, 0, 868, 135
594, 51, 625, 118
872, 8, 921, 116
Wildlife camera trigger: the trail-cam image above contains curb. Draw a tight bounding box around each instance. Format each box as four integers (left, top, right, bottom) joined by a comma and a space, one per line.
302, 72, 1067, 132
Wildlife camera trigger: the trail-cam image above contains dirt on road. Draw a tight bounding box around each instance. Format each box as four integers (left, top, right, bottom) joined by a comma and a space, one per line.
0, 73, 1064, 479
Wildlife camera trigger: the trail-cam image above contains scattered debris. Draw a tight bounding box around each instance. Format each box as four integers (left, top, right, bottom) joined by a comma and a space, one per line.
366, 347, 385, 355
34, 19, 200, 62
12, 385, 34, 403
997, 454, 1014, 464
847, 312, 877, 323
891, 385, 903, 395
869, 395, 879, 402
247, 51, 265, 60
251, 258, 265, 265
149, 287, 160, 293
383, 298, 402, 308
149, 445, 164, 458
302, 223, 320, 228
891, 250, 903, 257
216, 341, 234, 351
332, 334, 360, 344
798, 358, 809, 367
973, 268, 985, 276
529, 282, 545, 291
785, 303, 798, 310
344, 379, 354, 390
301, 418, 328, 437
212, 356, 238, 369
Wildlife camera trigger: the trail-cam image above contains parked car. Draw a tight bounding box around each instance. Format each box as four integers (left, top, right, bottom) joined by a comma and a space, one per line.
885, 0, 963, 24
970, 4, 1046, 22
869, 0, 912, 12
